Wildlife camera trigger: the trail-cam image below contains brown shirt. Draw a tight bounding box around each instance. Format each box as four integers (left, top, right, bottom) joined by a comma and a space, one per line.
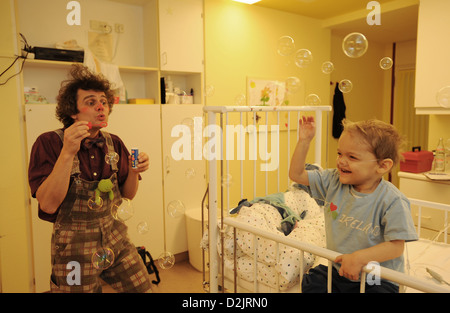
28, 129, 132, 222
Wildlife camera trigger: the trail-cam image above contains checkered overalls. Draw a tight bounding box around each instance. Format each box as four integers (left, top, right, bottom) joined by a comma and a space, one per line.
50, 130, 152, 293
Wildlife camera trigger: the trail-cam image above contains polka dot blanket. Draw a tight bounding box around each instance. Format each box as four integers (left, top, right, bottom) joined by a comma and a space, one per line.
218, 185, 326, 291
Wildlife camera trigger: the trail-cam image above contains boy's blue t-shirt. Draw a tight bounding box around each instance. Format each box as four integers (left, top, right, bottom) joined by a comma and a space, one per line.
307, 168, 418, 274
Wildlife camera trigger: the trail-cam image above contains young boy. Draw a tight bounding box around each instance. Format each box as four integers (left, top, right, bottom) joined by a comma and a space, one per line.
289, 116, 418, 293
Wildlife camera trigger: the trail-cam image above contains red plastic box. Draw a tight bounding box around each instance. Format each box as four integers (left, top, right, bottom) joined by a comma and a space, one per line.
400, 146, 433, 173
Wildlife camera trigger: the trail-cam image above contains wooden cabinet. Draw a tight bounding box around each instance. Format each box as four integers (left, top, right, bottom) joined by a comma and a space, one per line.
159, 0, 204, 73
415, 0, 450, 114
25, 103, 206, 292
16, 0, 206, 292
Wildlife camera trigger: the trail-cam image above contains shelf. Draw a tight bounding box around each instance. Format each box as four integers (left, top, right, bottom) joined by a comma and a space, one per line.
24, 58, 158, 73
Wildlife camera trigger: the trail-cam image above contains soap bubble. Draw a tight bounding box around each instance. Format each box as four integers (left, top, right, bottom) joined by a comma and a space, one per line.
167, 200, 185, 218
158, 251, 175, 270
321, 61, 334, 74
111, 198, 134, 222
91, 247, 115, 270
105, 152, 119, 165
185, 167, 196, 179
305, 94, 321, 106
205, 85, 215, 97
221, 173, 233, 187
277, 35, 295, 57
436, 86, 450, 108
342, 32, 368, 58
136, 221, 149, 235
379, 57, 393, 70
286, 77, 301, 94
294, 49, 313, 68
339, 79, 353, 93
234, 94, 246, 106
88, 196, 103, 211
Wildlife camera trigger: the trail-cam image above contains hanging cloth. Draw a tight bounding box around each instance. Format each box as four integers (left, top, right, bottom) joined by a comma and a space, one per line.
332, 82, 346, 139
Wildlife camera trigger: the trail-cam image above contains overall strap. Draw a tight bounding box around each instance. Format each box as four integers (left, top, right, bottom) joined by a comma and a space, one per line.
100, 130, 118, 172
53, 129, 81, 176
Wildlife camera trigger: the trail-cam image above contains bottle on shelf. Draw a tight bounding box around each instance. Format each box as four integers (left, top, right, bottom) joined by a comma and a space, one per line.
434, 137, 445, 172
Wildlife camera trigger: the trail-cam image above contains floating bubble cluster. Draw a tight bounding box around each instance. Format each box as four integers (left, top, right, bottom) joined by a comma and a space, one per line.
167, 200, 186, 218
88, 196, 103, 211
339, 79, 353, 93
305, 94, 321, 106
321, 61, 334, 74
136, 221, 149, 235
436, 86, 450, 108
277, 35, 296, 57
111, 198, 134, 222
342, 32, 368, 58
286, 77, 301, 94
91, 247, 115, 270
294, 49, 313, 68
379, 57, 393, 70
158, 251, 175, 270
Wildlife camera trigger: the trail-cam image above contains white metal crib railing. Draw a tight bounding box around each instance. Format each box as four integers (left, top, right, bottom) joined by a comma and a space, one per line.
204, 105, 332, 293
222, 207, 450, 293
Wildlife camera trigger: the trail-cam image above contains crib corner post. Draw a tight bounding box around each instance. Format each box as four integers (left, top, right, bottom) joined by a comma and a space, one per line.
207, 110, 219, 293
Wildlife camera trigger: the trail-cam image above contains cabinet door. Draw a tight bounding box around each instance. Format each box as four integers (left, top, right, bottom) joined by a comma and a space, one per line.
415, 0, 450, 114
25, 104, 62, 293
161, 105, 206, 254
107, 105, 165, 257
159, 0, 204, 72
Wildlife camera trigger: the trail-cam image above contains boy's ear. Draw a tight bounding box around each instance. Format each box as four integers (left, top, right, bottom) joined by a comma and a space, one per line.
378, 158, 394, 174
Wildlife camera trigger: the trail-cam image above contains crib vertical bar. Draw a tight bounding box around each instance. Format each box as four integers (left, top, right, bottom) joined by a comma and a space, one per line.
299, 250, 304, 293
225, 112, 230, 213
220, 113, 225, 292
417, 206, 422, 238
287, 112, 291, 188
253, 112, 257, 199
314, 110, 323, 165
265, 112, 268, 196
207, 111, 219, 293
276, 242, 280, 292
360, 272, 366, 293
233, 227, 237, 293
277, 111, 280, 193
253, 234, 258, 292
240, 112, 244, 200
327, 260, 332, 293
445, 210, 448, 244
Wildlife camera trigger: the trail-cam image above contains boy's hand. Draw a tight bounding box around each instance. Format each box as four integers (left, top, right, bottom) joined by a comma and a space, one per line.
298, 116, 316, 142
334, 253, 365, 281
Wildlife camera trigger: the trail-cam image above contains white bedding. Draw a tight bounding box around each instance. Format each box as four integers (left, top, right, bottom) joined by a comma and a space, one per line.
403, 239, 450, 292
218, 186, 326, 291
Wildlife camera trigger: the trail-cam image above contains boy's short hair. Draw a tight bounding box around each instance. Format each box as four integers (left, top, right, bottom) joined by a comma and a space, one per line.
342, 119, 405, 166
56, 64, 115, 128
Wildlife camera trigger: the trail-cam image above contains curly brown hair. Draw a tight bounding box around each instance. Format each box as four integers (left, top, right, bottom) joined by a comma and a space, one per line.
56, 64, 115, 128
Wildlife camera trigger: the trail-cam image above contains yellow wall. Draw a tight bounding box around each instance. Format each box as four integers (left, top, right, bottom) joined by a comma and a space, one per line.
0, 0, 33, 292
204, 0, 332, 206
428, 116, 450, 151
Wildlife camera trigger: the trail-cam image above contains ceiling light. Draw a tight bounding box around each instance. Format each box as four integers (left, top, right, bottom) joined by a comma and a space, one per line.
232, 0, 261, 4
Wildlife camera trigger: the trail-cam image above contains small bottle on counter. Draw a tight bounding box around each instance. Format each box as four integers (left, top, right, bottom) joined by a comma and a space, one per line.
434, 137, 445, 172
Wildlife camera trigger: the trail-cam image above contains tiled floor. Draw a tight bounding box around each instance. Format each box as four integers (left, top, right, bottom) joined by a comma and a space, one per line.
102, 255, 206, 293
